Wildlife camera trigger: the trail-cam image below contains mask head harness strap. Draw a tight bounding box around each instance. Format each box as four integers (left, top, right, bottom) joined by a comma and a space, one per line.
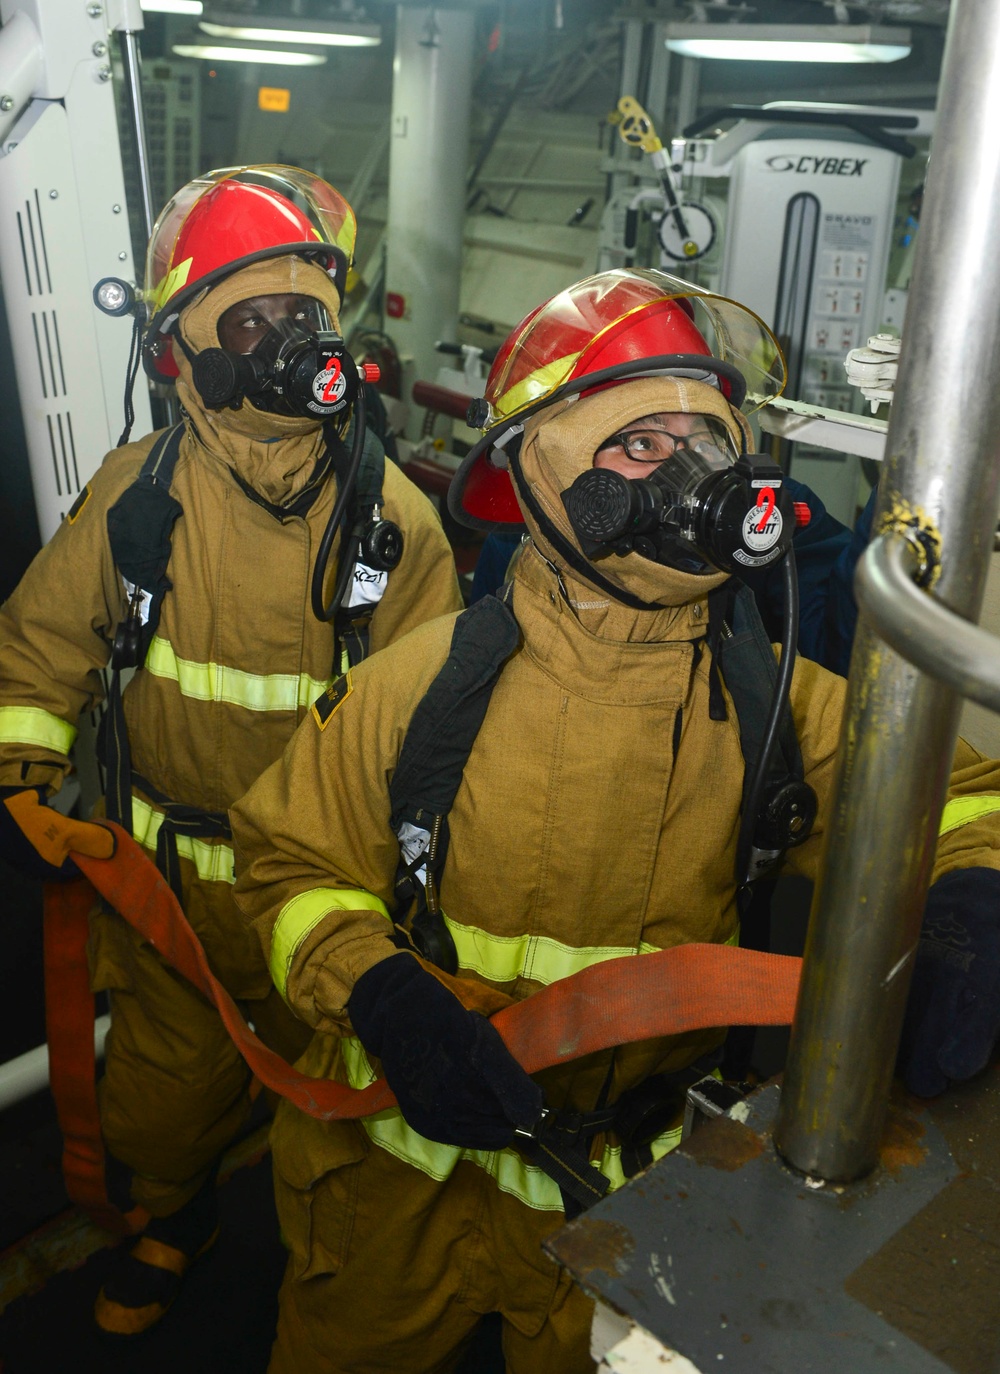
507, 445, 661, 612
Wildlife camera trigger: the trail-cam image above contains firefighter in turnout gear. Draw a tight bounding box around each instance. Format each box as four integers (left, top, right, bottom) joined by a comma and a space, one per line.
0, 166, 461, 1336
231, 269, 1000, 1373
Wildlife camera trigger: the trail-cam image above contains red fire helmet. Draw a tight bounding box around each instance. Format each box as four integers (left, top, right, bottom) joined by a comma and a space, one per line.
142, 165, 356, 379
450, 268, 786, 529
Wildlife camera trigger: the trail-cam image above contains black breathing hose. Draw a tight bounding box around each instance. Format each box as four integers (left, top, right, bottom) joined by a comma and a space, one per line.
117, 311, 144, 447
736, 544, 800, 880
311, 386, 368, 623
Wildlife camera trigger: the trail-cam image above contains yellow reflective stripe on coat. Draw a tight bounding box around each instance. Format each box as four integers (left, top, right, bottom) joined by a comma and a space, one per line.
340, 1038, 682, 1212
0, 706, 77, 754
131, 795, 234, 884
443, 914, 739, 988
335, 917, 731, 1204
340, 1038, 564, 1210
145, 636, 330, 713
270, 887, 391, 1000
599, 1129, 683, 1192
938, 795, 1000, 836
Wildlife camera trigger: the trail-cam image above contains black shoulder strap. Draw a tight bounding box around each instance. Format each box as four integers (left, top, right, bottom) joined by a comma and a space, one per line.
355, 424, 387, 511
331, 421, 390, 671
716, 579, 813, 1082
106, 424, 185, 663
104, 425, 184, 837
719, 582, 803, 787
388, 592, 520, 971
390, 592, 520, 831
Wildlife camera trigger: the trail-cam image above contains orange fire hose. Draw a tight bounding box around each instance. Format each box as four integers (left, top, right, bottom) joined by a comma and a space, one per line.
44, 824, 802, 1231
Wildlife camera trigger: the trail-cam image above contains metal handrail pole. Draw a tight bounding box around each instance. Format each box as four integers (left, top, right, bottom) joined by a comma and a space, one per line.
118, 26, 154, 240
774, 0, 1000, 1182
0, 1015, 111, 1114
858, 533, 1000, 714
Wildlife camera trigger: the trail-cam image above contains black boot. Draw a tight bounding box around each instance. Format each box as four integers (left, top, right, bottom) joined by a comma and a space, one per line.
94, 1169, 220, 1336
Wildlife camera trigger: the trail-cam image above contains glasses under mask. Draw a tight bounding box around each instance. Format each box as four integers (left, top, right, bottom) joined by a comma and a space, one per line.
579, 413, 741, 573
596, 414, 736, 481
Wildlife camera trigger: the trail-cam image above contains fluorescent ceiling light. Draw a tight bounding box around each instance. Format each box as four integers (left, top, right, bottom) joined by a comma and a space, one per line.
172, 43, 326, 65
665, 24, 912, 64
199, 15, 381, 47
141, 0, 204, 13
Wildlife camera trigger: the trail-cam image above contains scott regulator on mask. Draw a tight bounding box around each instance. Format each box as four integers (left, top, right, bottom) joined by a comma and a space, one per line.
563, 453, 799, 576
186, 321, 403, 623
191, 324, 381, 419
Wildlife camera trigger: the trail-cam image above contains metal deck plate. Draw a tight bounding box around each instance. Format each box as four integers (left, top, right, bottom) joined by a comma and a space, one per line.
546, 1080, 1000, 1373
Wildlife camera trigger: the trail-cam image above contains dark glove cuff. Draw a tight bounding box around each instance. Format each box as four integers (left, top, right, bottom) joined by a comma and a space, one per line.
899, 865, 1000, 1097
348, 952, 424, 1057
925, 864, 1000, 904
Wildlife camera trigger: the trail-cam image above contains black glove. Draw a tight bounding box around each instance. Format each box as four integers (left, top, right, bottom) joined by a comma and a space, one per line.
348, 953, 544, 1150
0, 786, 80, 882
898, 867, 1000, 1097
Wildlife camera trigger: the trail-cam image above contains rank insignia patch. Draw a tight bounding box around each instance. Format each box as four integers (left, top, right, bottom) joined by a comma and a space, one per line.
66, 484, 92, 524
312, 671, 353, 730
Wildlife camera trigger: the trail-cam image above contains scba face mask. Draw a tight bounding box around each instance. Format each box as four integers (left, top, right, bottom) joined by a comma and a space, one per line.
191, 304, 379, 419
562, 414, 796, 576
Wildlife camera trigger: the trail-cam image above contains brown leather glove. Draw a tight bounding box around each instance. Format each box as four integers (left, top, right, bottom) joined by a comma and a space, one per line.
415, 954, 515, 1017
1, 787, 115, 880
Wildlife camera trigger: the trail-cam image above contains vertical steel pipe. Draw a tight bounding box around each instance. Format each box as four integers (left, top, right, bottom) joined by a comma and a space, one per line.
774, 0, 1000, 1182
385, 5, 475, 411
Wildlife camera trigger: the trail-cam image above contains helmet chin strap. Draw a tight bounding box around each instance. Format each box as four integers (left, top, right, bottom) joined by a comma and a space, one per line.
508, 446, 676, 613
172, 326, 197, 367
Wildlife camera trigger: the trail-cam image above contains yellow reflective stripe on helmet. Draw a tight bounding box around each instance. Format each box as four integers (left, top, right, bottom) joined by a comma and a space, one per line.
443, 916, 739, 988
146, 636, 330, 713
270, 888, 391, 1000
939, 795, 1000, 836
0, 706, 77, 755
153, 256, 193, 311
131, 795, 234, 884
496, 352, 583, 424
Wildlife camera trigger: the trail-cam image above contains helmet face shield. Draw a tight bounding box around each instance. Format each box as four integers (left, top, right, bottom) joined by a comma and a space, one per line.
449, 268, 785, 533
484, 268, 785, 429
144, 165, 357, 322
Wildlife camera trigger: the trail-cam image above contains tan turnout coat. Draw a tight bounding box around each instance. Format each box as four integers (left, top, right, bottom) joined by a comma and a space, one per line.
230, 375, 1000, 1372
0, 258, 461, 1211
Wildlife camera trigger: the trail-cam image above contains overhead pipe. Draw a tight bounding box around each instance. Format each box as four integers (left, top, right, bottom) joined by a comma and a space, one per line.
775, 0, 1000, 1183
